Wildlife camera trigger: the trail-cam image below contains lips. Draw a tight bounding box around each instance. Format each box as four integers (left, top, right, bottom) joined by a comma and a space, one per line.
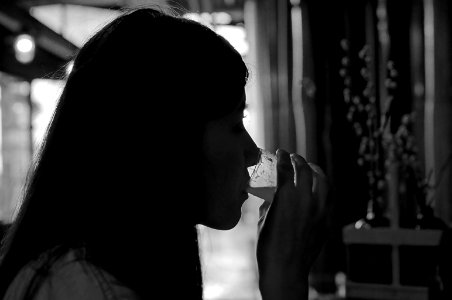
245, 172, 251, 188
241, 191, 249, 201
240, 171, 251, 200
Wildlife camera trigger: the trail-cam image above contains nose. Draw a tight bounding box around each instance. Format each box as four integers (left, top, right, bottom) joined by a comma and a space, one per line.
244, 133, 260, 168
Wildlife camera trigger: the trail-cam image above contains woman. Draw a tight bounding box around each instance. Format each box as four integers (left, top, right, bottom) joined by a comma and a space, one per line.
0, 7, 330, 300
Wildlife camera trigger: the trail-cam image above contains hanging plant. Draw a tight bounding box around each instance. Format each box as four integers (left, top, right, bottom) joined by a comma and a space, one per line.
339, 40, 389, 228
340, 38, 449, 229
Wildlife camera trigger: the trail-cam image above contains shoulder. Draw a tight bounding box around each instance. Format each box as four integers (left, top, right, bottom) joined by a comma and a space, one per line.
4, 247, 140, 300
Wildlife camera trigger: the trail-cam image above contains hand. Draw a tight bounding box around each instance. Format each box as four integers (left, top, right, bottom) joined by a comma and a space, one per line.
256, 149, 331, 300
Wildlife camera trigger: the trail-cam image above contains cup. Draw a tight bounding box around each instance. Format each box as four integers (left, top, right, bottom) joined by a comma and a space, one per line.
247, 148, 277, 202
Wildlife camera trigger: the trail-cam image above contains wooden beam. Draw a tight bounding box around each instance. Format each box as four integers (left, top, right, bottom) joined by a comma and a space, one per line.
15, 0, 122, 8
424, 0, 452, 223
186, 0, 200, 12
0, 5, 77, 60
15, 0, 167, 9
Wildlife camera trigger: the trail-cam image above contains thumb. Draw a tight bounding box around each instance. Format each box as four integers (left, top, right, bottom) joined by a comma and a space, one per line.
258, 200, 271, 229
276, 149, 294, 187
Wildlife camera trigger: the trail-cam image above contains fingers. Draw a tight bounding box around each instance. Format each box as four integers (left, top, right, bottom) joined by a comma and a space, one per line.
276, 150, 316, 192
290, 155, 330, 220
257, 153, 332, 278
308, 162, 329, 210
291, 153, 313, 190
258, 200, 271, 229
308, 162, 326, 178
276, 149, 294, 187
274, 150, 330, 215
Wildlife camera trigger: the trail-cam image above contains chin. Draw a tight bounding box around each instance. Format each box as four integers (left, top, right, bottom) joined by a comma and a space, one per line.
218, 218, 241, 230
201, 210, 242, 230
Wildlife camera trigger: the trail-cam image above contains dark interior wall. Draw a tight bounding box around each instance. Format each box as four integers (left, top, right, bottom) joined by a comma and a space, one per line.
432, 0, 452, 224
0, 4, 76, 81
0, 36, 68, 81
253, 0, 452, 291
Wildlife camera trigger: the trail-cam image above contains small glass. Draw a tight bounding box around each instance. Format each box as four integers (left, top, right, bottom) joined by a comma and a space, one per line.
247, 149, 277, 202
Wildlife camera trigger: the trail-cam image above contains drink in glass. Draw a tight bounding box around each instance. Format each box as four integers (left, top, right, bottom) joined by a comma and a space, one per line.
247, 149, 277, 202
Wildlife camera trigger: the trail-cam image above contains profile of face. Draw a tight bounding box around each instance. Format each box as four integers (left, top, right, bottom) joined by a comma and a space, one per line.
199, 93, 259, 230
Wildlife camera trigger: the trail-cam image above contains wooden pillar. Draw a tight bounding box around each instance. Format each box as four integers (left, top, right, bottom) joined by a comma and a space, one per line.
0, 73, 32, 222
244, 0, 266, 148
253, 0, 296, 153
424, 0, 452, 224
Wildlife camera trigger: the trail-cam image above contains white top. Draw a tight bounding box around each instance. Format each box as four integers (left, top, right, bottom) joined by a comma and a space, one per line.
4, 247, 140, 300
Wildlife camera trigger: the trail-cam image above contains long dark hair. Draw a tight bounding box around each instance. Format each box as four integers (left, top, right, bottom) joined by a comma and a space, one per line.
0, 7, 248, 299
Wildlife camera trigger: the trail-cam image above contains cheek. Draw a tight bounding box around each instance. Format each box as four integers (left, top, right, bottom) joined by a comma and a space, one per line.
202, 152, 244, 204
210, 152, 243, 184
199, 148, 246, 227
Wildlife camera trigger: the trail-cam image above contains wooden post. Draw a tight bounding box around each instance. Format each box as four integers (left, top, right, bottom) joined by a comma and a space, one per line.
290, 0, 306, 157
424, 0, 452, 224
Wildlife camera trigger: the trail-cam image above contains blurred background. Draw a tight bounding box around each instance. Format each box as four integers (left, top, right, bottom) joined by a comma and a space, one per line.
0, 0, 451, 299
